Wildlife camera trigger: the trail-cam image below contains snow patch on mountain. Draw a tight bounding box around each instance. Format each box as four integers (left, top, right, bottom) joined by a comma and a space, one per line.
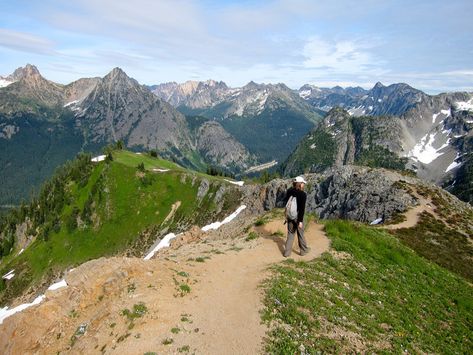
144, 233, 178, 260
0, 295, 45, 325
0, 277, 71, 324
47, 280, 68, 291
446, 153, 462, 173
0, 78, 15, 88
91, 155, 106, 162
2, 270, 15, 280
64, 100, 79, 108
201, 205, 247, 232
440, 108, 451, 117
299, 89, 312, 99
224, 179, 244, 186
408, 131, 450, 164
348, 106, 365, 116
455, 98, 473, 111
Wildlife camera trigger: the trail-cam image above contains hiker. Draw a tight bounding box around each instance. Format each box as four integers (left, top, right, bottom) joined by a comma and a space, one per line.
284, 176, 310, 257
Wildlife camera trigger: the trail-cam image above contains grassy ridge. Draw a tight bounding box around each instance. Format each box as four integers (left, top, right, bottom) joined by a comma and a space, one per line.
262, 220, 472, 353
0, 150, 240, 305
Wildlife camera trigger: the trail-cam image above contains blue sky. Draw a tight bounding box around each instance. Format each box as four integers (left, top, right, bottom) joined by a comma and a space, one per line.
0, 0, 472, 93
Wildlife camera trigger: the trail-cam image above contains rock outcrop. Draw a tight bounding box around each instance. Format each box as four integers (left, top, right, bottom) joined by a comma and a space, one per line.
243, 165, 418, 223
196, 121, 257, 171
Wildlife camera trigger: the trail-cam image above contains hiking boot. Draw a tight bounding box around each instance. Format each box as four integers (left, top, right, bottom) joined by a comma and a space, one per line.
300, 247, 311, 256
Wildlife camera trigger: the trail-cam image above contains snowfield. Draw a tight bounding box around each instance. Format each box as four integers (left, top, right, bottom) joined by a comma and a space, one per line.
408, 129, 451, 165
63, 100, 79, 108
455, 98, 473, 111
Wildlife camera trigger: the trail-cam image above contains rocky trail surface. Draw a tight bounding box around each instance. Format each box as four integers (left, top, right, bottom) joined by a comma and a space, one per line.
0, 214, 330, 354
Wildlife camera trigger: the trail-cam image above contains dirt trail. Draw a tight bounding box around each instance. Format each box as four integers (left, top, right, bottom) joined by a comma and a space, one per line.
383, 195, 437, 230
0, 218, 330, 355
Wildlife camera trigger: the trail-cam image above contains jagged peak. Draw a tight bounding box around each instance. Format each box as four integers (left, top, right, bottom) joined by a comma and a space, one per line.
10, 64, 42, 81
201, 79, 228, 88
373, 81, 385, 89
386, 82, 419, 91
244, 80, 261, 89
300, 83, 320, 91
107, 67, 128, 78
102, 67, 141, 87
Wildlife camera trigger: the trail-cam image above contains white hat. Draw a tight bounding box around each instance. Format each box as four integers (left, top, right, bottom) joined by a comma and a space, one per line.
294, 176, 307, 184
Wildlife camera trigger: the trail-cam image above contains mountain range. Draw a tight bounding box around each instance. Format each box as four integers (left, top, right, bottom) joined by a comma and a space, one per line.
1, 64, 472, 206
0, 65, 264, 204
152, 78, 473, 204
151, 80, 323, 163
290, 83, 473, 203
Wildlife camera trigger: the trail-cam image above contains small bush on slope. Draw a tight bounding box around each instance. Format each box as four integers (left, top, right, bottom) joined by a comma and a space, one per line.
262, 220, 472, 354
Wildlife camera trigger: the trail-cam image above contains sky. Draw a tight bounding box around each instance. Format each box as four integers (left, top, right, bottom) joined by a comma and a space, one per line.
0, 0, 472, 93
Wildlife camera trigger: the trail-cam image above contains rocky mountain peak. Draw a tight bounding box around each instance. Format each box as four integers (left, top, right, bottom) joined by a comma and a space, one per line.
1, 64, 64, 108
300, 84, 318, 91
244, 81, 260, 90
198, 80, 228, 90
103, 67, 136, 85
373, 81, 385, 89
10, 64, 41, 81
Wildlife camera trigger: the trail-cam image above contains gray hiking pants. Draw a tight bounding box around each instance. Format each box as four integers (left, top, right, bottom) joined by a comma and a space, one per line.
284, 220, 309, 257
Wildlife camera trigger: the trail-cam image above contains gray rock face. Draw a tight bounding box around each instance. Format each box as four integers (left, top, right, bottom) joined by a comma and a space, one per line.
243, 165, 417, 223
197, 179, 210, 201
400, 92, 473, 184
63, 77, 100, 104
307, 166, 416, 222
283, 108, 407, 177
196, 121, 257, 171
76, 68, 194, 153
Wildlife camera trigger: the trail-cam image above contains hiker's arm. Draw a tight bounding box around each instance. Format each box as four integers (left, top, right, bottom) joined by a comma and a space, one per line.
297, 192, 306, 224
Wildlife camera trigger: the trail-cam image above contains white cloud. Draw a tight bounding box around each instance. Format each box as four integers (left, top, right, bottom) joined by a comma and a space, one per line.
1, 0, 471, 93
302, 37, 380, 74
0, 29, 55, 55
